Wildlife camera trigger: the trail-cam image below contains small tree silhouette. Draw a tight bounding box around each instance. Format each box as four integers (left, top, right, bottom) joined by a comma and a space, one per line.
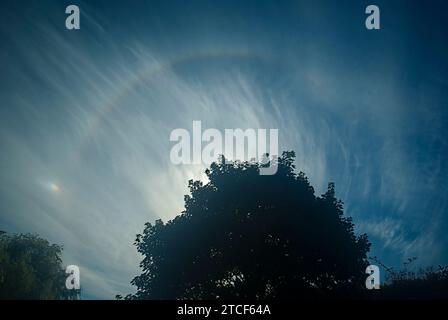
0, 232, 80, 300
127, 151, 371, 299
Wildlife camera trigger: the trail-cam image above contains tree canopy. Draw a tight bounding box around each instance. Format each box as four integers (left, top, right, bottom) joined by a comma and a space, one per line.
127, 151, 371, 299
0, 231, 78, 300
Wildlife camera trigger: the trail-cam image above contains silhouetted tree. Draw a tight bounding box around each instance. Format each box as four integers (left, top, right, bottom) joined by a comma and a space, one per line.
127, 151, 371, 299
0, 232, 79, 300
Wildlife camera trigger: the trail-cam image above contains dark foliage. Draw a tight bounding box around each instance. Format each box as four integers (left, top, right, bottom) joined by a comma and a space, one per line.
0, 231, 79, 300
126, 151, 371, 299
370, 257, 448, 299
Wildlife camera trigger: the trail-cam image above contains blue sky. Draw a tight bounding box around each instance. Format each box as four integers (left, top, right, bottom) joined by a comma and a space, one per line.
1, 0, 448, 299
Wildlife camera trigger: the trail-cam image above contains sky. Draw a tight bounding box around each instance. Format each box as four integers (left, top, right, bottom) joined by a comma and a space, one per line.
1, 0, 448, 299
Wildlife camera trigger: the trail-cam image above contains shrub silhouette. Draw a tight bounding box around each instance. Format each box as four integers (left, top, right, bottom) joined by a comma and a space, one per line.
126, 151, 371, 299
369, 257, 448, 299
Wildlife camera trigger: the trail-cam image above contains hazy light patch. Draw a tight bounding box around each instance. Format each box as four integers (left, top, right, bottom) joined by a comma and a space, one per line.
39, 181, 61, 194
50, 183, 60, 193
